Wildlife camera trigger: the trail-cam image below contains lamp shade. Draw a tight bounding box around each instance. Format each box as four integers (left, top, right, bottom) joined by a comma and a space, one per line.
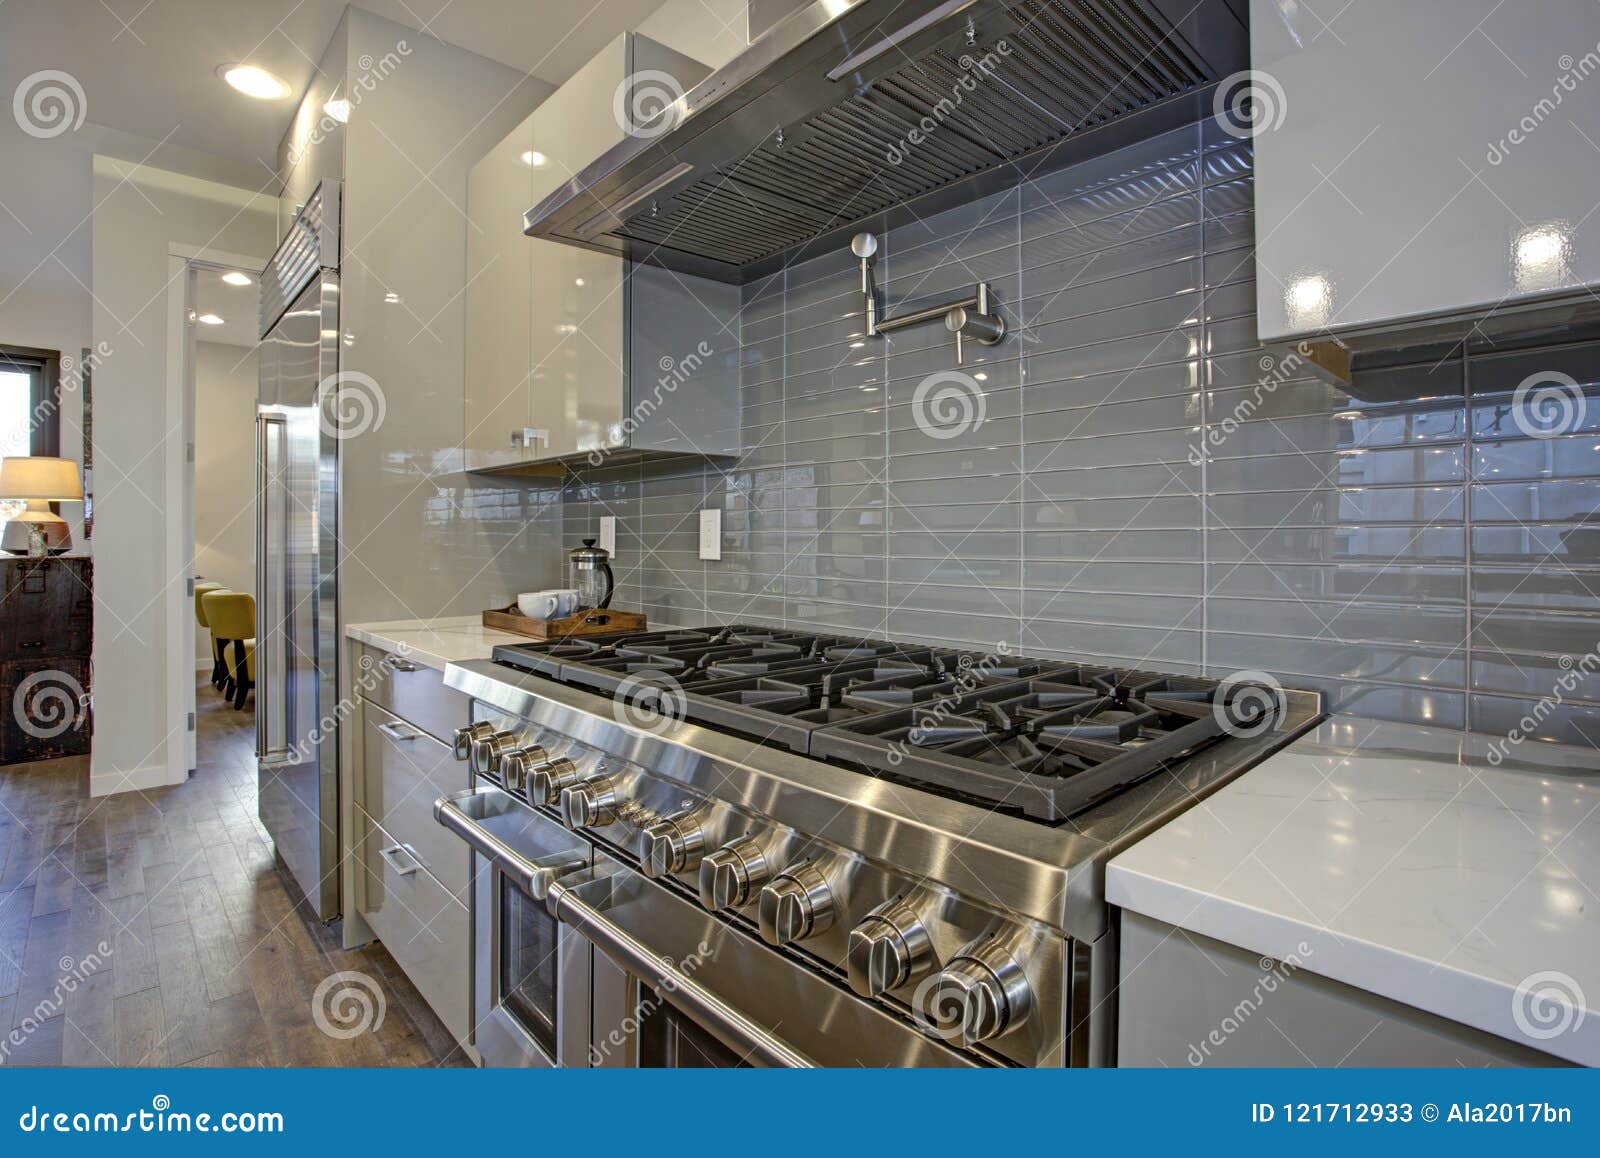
0, 456, 83, 502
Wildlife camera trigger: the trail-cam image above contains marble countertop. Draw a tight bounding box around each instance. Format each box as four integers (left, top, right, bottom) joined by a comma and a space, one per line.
1107, 716, 1600, 1065
345, 616, 531, 672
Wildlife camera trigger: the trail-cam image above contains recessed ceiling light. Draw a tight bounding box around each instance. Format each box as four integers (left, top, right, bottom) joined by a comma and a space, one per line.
521, 150, 547, 167
221, 271, 252, 287
219, 63, 290, 101
197, 313, 225, 326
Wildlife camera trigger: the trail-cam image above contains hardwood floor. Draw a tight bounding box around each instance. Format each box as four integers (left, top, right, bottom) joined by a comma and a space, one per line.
0, 681, 469, 1067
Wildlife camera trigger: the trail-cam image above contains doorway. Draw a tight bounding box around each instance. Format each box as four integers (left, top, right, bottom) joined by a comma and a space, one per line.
167, 250, 267, 777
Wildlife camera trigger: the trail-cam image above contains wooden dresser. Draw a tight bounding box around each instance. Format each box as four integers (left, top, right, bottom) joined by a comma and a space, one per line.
0, 554, 92, 764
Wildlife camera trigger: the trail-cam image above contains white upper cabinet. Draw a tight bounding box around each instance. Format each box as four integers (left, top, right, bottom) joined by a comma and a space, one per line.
464, 111, 534, 469
1251, 0, 1600, 345
464, 30, 733, 470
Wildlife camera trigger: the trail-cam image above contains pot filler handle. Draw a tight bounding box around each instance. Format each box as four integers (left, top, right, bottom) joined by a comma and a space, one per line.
545, 865, 816, 1068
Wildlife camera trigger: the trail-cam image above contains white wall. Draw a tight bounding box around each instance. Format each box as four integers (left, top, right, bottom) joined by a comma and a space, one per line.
638, 0, 751, 69
89, 157, 275, 795
193, 339, 257, 659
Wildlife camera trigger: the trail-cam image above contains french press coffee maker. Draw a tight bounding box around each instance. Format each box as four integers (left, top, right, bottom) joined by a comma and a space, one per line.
568, 538, 615, 611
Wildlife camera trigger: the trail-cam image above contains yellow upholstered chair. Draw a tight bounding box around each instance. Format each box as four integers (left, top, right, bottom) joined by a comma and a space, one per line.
194, 580, 229, 690
201, 590, 255, 710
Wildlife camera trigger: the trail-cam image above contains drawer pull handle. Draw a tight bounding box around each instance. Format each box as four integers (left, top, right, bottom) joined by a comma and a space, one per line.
19, 641, 43, 650
377, 721, 419, 742
387, 658, 421, 672
378, 844, 423, 876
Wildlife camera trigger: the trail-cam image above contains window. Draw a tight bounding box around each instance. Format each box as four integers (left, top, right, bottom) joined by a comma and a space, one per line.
0, 346, 61, 459
0, 369, 33, 457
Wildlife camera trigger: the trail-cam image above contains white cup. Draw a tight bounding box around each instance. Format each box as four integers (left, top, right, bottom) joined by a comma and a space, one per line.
517, 588, 579, 619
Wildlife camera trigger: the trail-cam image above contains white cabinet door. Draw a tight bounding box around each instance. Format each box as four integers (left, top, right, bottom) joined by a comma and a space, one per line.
463, 111, 535, 469
1252, 0, 1600, 343
527, 35, 631, 460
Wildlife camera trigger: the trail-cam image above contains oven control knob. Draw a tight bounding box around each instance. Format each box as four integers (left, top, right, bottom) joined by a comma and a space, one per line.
846, 897, 933, 997
498, 745, 548, 792
560, 776, 621, 830
698, 838, 771, 911
920, 938, 1033, 1048
471, 730, 519, 775
527, 756, 583, 806
639, 813, 708, 879
757, 861, 835, 946
452, 721, 494, 762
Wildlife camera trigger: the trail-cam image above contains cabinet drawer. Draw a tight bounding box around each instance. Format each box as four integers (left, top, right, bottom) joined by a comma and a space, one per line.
357, 644, 468, 743
355, 807, 469, 1045
361, 702, 469, 897
1, 657, 91, 763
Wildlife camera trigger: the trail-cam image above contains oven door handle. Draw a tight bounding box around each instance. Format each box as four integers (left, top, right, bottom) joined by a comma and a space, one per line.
546, 867, 816, 1068
434, 789, 585, 900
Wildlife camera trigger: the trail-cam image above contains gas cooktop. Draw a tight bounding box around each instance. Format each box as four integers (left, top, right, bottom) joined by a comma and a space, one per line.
491, 625, 1282, 825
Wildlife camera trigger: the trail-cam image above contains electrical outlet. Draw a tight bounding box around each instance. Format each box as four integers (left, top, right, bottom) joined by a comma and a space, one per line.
599, 516, 616, 558
698, 508, 722, 561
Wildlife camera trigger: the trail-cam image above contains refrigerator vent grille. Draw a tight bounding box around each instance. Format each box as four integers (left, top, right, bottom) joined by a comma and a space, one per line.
260, 181, 340, 338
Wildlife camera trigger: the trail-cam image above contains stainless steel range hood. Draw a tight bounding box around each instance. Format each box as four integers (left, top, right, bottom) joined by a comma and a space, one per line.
525, 0, 1247, 283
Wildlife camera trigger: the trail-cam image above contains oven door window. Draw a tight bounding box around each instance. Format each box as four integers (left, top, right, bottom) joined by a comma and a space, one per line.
500, 878, 560, 1059
636, 990, 750, 1068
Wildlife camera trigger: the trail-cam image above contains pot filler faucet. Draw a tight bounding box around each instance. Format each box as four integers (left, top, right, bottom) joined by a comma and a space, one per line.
851, 231, 1006, 366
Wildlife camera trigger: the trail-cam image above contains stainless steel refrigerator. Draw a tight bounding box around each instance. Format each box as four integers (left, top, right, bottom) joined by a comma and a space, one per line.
255, 180, 341, 920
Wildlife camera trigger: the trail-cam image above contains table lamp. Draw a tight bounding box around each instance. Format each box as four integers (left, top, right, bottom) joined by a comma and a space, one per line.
0, 456, 83, 555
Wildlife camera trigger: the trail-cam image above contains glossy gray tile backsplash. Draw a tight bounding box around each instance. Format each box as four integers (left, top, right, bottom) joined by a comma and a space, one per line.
563, 121, 1600, 748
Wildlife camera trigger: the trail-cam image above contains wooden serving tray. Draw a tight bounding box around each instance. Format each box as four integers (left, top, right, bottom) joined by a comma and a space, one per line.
482, 605, 645, 641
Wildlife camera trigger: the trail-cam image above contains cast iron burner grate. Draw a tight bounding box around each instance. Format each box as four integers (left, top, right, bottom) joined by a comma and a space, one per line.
491, 628, 1281, 823
809, 667, 1281, 822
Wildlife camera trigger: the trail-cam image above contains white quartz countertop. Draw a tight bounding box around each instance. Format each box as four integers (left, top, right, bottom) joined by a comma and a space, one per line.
1106, 716, 1600, 1065
346, 616, 530, 672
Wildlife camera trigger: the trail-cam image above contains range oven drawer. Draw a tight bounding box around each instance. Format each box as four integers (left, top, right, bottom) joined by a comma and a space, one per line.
434, 785, 594, 1068
548, 851, 978, 1069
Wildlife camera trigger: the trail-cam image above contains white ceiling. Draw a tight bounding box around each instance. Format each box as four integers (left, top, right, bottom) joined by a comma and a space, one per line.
0, 0, 670, 174
192, 267, 260, 349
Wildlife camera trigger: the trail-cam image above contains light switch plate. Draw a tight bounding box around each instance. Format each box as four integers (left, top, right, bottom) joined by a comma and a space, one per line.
698, 508, 722, 560
598, 516, 616, 558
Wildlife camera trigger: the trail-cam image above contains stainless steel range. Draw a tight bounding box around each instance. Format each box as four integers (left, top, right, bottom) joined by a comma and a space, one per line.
435, 625, 1322, 1068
